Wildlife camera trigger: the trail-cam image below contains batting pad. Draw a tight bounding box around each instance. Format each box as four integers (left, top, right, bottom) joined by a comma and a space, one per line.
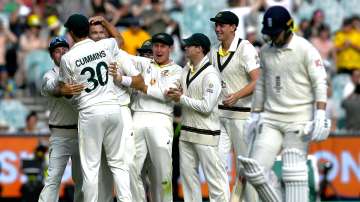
282, 148, 308, 202
238, 156, 281, 202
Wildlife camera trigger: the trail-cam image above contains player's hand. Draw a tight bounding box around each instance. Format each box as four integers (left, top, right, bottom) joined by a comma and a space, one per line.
89, 15, 106, 25
58, 82, 84, 96
311, 110, 331, 141
243, 112, 261, 144
109, 62, 122, 83
166, 87, 182, 102
222, 92, 240, 107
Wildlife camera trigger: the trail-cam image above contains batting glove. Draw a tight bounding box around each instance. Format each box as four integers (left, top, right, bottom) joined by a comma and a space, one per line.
311, 110, 331, 141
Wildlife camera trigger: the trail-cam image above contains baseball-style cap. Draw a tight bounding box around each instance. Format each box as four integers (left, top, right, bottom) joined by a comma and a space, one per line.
182, 33, 211, 54
151, 33, 174, 46
48, 36, 69, 53
210, 11, 239, 26
137, 39, 152, 53
64, 14, 89, 33
261, 6, 293, 36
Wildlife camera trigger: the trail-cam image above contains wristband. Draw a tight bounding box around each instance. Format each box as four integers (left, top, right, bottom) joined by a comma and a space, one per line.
121, 76, 132, 87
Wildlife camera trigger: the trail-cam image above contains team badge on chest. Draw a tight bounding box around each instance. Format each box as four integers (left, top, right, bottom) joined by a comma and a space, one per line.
161, 70, 169, 77
146, 66, 152, 74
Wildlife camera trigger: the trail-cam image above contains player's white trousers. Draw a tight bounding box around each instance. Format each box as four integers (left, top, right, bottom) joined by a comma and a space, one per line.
218, 117, 258, 201
38, 129, 83, 202
180, 140, 229, 202
219, 118, 248, 168
98, 148, 115, 202
78, 105, 133, 202
130, 111, 173, 202
249, 118, 311, 201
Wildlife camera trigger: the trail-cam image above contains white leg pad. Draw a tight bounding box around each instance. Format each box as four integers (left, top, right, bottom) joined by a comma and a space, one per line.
238, 156, 281, 202
282, 148, 308, 202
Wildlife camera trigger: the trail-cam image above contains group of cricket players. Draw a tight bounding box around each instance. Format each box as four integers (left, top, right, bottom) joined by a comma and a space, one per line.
37, 5, 331, 202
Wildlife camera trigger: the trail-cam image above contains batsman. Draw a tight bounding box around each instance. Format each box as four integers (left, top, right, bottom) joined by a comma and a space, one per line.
239, 6, 331, 202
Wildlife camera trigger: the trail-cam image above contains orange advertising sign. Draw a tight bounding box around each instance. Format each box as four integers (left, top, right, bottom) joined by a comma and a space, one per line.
309, 135, 360, 198
0, 135, 73, 198
1, 135, 359, 199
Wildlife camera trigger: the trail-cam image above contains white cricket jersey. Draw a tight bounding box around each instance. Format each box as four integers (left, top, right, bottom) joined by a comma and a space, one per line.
179, 57, 222, 146
210, 37, 260, 119
130, 56, 182, 116
114, 49, 141, 105
253, 34, 327, 122
41, 66, 78, 126
59, 38, 122, 113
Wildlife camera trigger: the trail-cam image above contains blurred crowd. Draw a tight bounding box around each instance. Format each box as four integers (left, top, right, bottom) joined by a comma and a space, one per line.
0, 0, 359, 134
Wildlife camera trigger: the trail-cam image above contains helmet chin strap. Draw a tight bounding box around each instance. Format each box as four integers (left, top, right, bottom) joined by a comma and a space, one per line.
269, 30, 293, 47
262, 34, 272, 43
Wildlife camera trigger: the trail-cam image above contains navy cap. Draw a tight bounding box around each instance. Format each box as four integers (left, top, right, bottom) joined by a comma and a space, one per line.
64, 14, 89, 34
48, 36, 69, 53
137, 39, 152, 53
261, 6, 293, 36
183, 33, 211, 54
210, 11, 239, 26
151, 33, 174, 46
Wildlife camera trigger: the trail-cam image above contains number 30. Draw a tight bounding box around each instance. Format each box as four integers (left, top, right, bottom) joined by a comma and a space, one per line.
80, 61, 109, 93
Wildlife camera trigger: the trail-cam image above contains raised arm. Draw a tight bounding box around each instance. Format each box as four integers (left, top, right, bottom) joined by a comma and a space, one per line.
89, 15, 124, 48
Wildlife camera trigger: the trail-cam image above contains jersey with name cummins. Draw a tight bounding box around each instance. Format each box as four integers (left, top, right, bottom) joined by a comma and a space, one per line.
75, 50, 107, 67
59, 38, 121, 112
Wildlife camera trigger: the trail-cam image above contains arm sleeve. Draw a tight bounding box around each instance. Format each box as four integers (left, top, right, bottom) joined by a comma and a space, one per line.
179, 72, 221, 114
109, 38, 121, 59
147, 66, 183, 101
306, 45, 328, 103
128, 55, 147, 73
251, 58, 265, 111
105, 38, 136, 75
243, 42, 260, 72
41, 71, 57, 96
116, 49, 141, 76
59, 56, 73, 84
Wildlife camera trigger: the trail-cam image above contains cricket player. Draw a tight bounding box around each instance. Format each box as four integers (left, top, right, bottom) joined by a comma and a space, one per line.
209, 10, 260, 201
87, 15, 122, 202
59, 14, 144, 202
89, 16, 153, 202
239, 6, 330, 202
135, 39, 156, 197
111, 33, 182, 202
167, 33, 229, 202
38, 36, 84, 202
136, 39, 153, 59
89, 15, 123, 48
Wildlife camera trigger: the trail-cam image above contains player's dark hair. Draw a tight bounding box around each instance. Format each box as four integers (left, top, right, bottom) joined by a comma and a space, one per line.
200, 46, 209, 55
26, 111, 38, 122
355, 84, 360, 94
71, 27, 89, 38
